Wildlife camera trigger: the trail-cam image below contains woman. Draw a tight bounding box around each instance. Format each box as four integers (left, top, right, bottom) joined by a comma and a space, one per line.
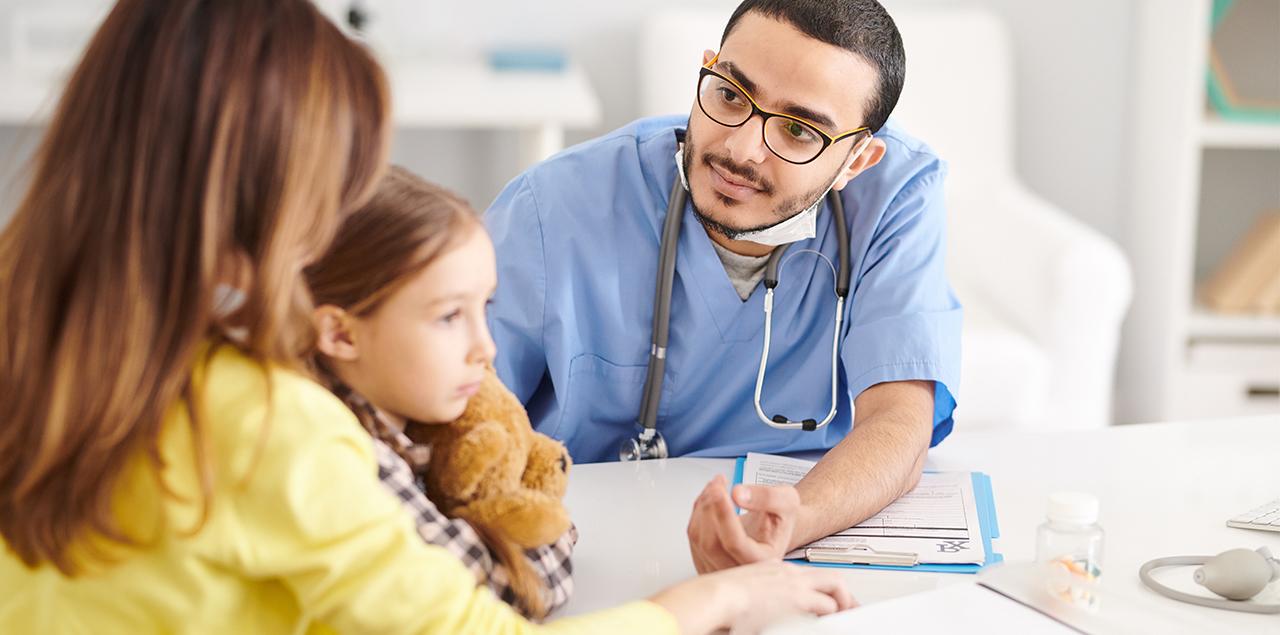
0, 1, 853, 632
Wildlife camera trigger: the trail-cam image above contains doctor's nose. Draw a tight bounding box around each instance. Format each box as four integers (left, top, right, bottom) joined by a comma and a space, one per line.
723, 114, 770, 165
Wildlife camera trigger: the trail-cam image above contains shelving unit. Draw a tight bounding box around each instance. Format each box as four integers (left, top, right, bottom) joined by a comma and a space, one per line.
1187, 307, 1280, 342
1119, 0, 1280, 424
1200, 116, 1280, 150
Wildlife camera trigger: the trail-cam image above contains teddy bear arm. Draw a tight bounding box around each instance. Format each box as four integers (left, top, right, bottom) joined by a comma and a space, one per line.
522, 433, 571, 499
458, 490, 572, 549
434, 421, 512, 501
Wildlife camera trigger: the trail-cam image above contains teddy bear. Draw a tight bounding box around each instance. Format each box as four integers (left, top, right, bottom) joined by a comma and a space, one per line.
408, 366, 572, 549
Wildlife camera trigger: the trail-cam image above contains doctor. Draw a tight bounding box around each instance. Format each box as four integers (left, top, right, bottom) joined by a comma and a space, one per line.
485, 0, 961, 573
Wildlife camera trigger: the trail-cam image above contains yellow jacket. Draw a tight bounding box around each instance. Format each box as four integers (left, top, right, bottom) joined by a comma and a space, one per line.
0, 344, 676, 634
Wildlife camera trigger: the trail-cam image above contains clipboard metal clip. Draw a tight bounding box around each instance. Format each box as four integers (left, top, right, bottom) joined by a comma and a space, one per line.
805, 544, 919, 567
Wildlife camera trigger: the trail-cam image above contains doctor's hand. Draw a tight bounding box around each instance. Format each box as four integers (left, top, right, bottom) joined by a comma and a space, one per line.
687, 474, 801, 573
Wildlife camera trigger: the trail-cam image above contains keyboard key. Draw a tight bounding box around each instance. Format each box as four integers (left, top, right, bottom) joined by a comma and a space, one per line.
1229, 500, 1280, 531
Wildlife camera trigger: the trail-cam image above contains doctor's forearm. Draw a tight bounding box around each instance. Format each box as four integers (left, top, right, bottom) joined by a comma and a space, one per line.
790, 380, 934, 549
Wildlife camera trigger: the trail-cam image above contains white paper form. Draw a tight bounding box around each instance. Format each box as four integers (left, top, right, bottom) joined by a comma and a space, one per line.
761, 583, 1079, 635
740, 452, 986, 565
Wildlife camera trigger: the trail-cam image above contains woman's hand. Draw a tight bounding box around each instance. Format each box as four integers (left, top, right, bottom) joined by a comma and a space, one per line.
649, 561, 856, 634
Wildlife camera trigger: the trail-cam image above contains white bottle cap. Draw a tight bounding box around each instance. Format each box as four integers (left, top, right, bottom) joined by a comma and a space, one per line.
1047, 492, 1100, 525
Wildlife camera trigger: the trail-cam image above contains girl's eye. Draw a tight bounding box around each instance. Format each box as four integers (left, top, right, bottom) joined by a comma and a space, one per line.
440, 309, 462, 324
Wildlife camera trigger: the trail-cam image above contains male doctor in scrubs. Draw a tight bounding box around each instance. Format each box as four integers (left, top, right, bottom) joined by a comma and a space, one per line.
485, 0, 962, 573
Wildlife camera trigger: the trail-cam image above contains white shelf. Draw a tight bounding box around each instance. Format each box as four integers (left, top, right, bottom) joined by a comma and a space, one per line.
1187, 306, 1280, 340
1201, 116, 1280, 149
0, 58, 603, 129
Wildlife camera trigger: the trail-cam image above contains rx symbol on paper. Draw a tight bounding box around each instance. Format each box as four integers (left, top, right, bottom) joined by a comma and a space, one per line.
936, 540, 969, 553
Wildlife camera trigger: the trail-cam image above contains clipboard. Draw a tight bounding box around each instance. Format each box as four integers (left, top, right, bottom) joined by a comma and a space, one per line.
732, 457, 1003, 574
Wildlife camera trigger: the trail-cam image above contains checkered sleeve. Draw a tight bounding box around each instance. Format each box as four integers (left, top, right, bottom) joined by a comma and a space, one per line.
528, 521, 577, 614
373, 439, 576, 617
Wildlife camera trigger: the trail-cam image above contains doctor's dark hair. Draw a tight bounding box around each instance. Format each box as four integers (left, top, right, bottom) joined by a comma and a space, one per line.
722, 0, 906, 133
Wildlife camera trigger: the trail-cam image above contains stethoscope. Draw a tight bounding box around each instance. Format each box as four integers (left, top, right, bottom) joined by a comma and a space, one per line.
620, 128, 852, 461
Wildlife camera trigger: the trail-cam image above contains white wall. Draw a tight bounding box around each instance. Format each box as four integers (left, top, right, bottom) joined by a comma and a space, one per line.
0, 0, 1150, 420
1, 0, 1135, 242
370, 0, 1137, 245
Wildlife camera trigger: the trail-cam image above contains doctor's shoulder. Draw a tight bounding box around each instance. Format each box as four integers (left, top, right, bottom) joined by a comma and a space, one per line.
867, 119, 947, 183
841, 119, 947, 211
506, 116, 680, 219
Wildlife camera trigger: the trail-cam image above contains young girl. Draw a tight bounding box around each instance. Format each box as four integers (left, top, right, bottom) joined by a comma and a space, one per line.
0, 1, 853, 632
303, 166, 574, 619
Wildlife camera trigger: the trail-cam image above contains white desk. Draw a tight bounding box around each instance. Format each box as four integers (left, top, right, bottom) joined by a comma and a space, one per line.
561, 416, 1280, 632
0, 58, 601, 168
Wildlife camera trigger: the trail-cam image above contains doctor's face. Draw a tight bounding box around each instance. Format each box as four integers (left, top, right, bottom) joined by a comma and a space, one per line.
685, 13, 882, 243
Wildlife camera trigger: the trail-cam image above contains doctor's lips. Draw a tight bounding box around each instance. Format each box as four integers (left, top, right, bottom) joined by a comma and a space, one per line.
703, 154, 772, 199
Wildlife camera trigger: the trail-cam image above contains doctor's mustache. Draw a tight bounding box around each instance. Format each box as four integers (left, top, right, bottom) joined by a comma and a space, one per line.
700, 151, 776, 196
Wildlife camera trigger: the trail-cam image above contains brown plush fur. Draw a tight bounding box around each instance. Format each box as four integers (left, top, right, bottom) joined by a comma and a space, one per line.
410, 366, 572, 549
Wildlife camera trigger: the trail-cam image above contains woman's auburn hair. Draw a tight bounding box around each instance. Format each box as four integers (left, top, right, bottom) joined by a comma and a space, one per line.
0, 0, 391, 574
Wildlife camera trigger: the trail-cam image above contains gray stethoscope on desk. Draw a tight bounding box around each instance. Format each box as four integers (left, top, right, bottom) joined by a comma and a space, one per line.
620, 128, 852, 461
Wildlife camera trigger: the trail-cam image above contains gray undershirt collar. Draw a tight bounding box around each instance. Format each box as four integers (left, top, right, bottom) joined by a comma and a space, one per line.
709, 240, 770, 301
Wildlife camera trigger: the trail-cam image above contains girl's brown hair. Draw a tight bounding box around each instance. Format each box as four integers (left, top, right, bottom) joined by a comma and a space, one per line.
305, 167, 548, 618
305, 166, 478, 320
0, 0, 390, 574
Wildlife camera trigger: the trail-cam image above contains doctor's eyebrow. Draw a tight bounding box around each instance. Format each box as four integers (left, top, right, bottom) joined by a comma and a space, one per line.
715, 60, 839, 131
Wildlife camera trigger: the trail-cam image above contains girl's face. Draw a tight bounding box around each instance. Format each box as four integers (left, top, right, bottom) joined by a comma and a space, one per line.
320, 226, 498, 426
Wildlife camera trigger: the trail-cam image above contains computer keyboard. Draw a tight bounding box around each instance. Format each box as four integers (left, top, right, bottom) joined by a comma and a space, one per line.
1228, 498, 1280, 533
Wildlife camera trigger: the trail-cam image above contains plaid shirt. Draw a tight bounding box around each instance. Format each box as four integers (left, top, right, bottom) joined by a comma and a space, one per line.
322, 373, 576, 618
373, 439, 576, 616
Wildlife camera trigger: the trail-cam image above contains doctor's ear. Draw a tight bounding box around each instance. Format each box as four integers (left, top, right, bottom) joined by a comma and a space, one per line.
702, 49, 717, 65
312, 305, 360, 362
832, 136, 887, 191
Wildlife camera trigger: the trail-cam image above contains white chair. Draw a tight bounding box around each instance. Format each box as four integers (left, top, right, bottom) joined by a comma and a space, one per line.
637, 7, 1132, 430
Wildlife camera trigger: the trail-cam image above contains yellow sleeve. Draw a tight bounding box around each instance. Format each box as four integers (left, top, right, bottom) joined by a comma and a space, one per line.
220, 370, 679, 635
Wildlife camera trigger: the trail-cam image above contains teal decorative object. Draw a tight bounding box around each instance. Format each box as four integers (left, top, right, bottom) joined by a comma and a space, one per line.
1206, 0, 1280, 122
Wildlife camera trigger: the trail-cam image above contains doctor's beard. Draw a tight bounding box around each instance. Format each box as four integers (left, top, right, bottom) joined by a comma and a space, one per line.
682, 132, 838, 241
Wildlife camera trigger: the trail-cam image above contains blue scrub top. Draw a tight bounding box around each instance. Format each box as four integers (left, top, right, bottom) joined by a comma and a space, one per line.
485, 115, 962, 464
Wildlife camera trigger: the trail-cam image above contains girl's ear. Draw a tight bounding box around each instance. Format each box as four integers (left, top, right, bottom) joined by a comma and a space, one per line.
313, 305, 360, 361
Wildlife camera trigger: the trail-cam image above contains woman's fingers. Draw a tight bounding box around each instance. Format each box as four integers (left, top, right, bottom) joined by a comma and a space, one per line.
795, 590, 839, 616
803, 568, 857, 611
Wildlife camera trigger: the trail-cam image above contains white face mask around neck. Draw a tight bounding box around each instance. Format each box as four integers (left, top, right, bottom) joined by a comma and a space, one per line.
675, 135, 871, 247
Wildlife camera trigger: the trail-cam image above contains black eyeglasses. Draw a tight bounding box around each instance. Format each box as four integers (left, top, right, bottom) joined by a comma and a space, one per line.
696, 55, 870, 165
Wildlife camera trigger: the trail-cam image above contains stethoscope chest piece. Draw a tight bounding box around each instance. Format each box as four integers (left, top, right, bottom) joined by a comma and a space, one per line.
619, 428, 668, 461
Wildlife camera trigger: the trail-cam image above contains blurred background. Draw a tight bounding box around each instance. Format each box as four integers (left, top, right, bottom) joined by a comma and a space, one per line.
0, 0, 1276, 431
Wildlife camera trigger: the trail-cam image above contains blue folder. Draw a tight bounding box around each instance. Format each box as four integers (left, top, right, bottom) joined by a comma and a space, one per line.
732, 457, 1002, 574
